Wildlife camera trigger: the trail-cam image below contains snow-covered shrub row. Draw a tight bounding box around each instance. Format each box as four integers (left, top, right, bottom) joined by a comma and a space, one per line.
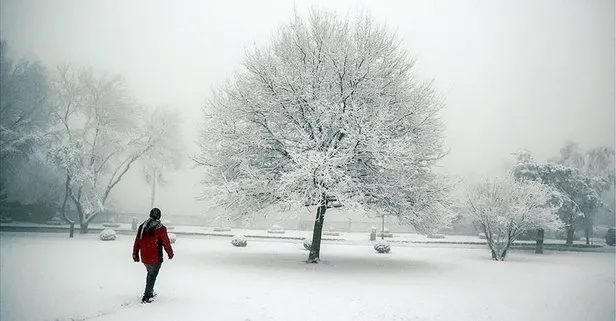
163, 220, 174, 230
213, 227, 231, 232
231, 235, 247, 247
168, 233, 177, 244
99, 229, 117, 241
303, 238, 312, 250
374, 240, 391, 254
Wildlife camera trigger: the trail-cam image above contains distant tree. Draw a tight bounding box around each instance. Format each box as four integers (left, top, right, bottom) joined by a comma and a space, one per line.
196, 10, 452, 263
551, 142, 615, 232
465, 174, 562, 261
512, 152, 605, 245
140, 106, 184, 208
49, 64, 179, 234
0, 40, 59, 218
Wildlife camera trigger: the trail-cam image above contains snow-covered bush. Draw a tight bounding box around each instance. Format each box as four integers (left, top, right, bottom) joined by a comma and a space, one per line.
213, 227, 231, 232
374, 240, 391, 254
427, 234, 445, 239
99, 229, 117, 241
231, 235, 247, 247
267, 224, 285, 234
303, 238, 312, 250
102, 222, 120, 228
323, 227, 340, 236
168, 233, 177, 244
606, 228, 615, 246
163, 220, 174, 230
47, 217, 64, 225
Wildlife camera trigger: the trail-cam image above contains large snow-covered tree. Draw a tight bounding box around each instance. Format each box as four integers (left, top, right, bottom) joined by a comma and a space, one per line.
196, 10, 452, 263
512, 151, 605, 245
49, 64, 179, 234
465, 175, 562, 261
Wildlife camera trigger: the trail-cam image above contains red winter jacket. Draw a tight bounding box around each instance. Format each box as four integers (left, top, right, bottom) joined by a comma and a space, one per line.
132, 219, 174, 264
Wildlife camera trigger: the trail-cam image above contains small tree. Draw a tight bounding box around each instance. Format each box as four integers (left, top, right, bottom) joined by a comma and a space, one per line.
196, 9, 452, 263
465, 175, 562, 261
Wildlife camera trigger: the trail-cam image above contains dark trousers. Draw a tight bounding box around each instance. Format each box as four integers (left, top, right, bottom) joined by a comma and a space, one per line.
143, 264, 162, 298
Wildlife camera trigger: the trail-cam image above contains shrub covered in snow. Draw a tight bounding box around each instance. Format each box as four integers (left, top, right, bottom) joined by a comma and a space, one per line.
99, 229, 117, 241
323, 227, 340, 236
168, 233, 177, 244
231, 235, 247, 247
267, 224, 285, 234
213, 227, 231, 232
46, 217, 64, 225
606, 228, 615, 246
102, 222, 120, 228
374, 240, 391, 254
163, 220, 174, 230
427, 234, 445, 239
303, 238, 312, 250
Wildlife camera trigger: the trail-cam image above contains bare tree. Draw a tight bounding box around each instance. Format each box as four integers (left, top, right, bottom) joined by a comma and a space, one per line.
465, 175, 562, 261
196, 10, 452, 263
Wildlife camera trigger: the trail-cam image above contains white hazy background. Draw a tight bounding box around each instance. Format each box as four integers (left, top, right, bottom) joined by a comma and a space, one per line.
1, 0, 614, 216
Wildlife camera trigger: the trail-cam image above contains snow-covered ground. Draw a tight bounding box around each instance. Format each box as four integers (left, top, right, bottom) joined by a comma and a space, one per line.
1, 232, 614, 321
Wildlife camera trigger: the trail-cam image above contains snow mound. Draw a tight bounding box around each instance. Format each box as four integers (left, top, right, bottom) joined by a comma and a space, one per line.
374, 240, 391, 254
99, 229, 117, 241
231, 235, 247, 247
168, 233, 177, 244
303, 238, 312, 250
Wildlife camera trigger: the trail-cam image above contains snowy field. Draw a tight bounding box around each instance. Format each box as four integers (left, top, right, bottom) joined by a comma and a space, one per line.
1, 232, 614, 321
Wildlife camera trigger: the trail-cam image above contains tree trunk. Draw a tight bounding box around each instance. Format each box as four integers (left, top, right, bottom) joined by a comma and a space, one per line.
535, 228, 544, 254
490, 249, 498, 260
150, 166, 157, 208
566, 226, 575, 245
500, 247, 508, 261
61, 171, 75, 238
381, 214, 385, 240
584, 217, 592, 245
80, 222, 89, 234
307, 204, 326, 263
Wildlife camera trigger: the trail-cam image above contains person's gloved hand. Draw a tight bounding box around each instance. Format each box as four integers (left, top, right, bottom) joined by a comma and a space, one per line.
133, 254, 140, 262
168, 253, 174, 260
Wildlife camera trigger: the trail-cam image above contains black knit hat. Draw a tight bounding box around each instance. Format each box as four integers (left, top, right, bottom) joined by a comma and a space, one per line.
150, 208, 161, 220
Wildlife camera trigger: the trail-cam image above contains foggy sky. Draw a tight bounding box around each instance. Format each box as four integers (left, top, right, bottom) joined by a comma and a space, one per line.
1, 0, 614, 216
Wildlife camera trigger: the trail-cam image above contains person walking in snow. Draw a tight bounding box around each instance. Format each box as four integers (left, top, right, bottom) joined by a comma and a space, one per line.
132, 207, 174, 303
